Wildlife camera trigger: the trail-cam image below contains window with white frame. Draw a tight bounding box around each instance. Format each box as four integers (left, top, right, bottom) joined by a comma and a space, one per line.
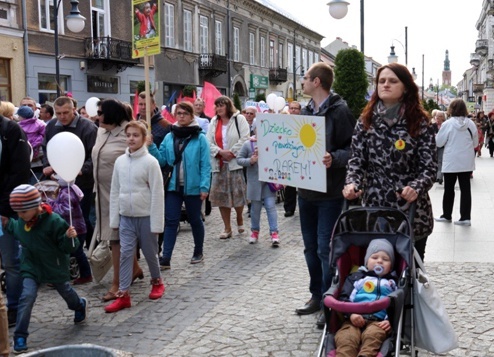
295, 45, 301, 74
215, 20, 223, 55
260, 37, 266, 67
308, 50, 314, 68
287, 43, 293, 72
249, 32, 255, 65
91, 0, 110, 39
269, 40, 274, 68
183, 9, 192, 52
233, 27, 239, 62
314, 52, 319, 63
38, 73, 68, 104
278, 43, 283, 68
302, 48, 307, 73
39, 0, 63, 33
164, 3, 174, 47
200, 16, 208, 53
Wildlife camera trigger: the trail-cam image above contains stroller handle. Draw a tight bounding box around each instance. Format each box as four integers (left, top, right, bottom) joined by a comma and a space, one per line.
324, 295, 390, 315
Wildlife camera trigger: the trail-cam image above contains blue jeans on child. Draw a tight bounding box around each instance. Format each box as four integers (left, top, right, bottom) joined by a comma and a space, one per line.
162, 187, 204, 259
0, 230, 22, 311
298, 196, 343, 301
14, 278, 84, 339
250, 196, 278, 233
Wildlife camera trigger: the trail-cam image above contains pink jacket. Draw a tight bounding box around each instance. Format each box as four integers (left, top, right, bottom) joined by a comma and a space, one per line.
135, 4, 157, 38
19, 118, 46, 160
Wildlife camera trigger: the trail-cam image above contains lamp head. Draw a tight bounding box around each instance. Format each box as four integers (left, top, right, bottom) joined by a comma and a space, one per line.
327, 0, 350, 20
387, 45, 398, 64
65, 0, 86, 33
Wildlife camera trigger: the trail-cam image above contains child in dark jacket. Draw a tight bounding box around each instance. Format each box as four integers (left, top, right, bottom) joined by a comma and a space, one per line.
334, 239, 397, 357
47, 177, 93, 284
0, 184, 87, 354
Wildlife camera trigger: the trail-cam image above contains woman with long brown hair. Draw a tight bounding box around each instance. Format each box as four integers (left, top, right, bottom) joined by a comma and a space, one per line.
343, 63, 437, 260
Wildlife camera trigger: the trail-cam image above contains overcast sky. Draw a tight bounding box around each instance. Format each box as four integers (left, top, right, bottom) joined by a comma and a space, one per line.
269, 0, 483, 87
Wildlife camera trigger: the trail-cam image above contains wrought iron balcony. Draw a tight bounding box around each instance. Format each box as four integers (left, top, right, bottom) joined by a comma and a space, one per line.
199, 54, 227, 78
470, 53, 480, 67
84, 37, 139, 72
269, 67, 288, 84
475, 39, 489, 57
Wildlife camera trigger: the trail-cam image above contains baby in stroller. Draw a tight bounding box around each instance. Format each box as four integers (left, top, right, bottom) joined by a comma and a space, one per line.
334, 239, 397, 357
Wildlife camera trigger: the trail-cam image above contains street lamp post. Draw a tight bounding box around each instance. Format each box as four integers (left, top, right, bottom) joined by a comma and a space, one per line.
54, 0, 86, 98
327, 0, 364, 54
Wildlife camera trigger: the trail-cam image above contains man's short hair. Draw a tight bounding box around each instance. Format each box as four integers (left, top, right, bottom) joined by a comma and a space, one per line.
307, 62, 334, 91
41, 104, 54, 116
138, 91, 156, 104
54, 96, 75, 108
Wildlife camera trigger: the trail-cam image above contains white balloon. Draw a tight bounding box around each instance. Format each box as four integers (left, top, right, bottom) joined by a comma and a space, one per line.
274, 97, 286, 112
259, 100, 265, 104
266, 93, 278, 110
85, 97, 100, 117
47, 132, 85, 182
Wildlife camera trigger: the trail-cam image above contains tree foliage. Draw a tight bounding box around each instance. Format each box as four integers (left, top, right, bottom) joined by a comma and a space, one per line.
333, 49, 368, 119
422, 99, 440, 114
233, 92, 242, 111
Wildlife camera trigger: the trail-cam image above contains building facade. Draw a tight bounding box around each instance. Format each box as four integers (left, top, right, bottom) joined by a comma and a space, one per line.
24, 0, 149, 106
155, 0, 323, 105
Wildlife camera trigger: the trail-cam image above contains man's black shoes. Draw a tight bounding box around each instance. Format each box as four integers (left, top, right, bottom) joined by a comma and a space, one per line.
295, 299, 321, 315
284, 211, 294, 217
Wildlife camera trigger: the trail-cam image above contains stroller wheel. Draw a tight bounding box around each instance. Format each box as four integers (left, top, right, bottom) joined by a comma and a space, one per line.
69, 257, 80, 280
0, 272, 5, 293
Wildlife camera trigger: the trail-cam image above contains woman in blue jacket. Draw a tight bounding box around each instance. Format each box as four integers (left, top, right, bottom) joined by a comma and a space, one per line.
148, 101, 211, 268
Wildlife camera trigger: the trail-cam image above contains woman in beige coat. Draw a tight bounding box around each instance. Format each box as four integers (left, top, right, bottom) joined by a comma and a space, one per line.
92, 99, 143, 301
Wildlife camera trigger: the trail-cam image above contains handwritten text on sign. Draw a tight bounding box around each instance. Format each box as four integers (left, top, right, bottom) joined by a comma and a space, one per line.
256, 113, 326, 193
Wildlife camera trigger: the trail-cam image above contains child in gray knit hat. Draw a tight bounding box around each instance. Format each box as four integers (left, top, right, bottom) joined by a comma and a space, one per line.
334, 238, 397, 357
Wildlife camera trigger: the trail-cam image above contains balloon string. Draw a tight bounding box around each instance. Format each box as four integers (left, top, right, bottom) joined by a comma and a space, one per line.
68, 183, 74, 247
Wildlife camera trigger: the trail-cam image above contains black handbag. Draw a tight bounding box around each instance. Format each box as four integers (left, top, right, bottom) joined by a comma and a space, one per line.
161, 136, 192, 190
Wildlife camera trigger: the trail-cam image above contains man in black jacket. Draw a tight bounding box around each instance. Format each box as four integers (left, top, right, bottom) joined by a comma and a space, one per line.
293, 63, 356, 329
0, 112, 31, 326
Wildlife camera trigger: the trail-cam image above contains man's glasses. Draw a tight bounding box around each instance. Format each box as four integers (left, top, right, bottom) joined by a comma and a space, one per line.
245, 112, 256, 115
176, 111, 190, 117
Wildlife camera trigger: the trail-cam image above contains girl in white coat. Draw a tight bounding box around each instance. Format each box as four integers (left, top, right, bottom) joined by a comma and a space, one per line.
435, 99, 478, 226
106, 121, 165, 312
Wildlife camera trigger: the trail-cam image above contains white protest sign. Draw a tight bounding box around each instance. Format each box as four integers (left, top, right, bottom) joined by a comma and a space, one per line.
256, 113, 327, 193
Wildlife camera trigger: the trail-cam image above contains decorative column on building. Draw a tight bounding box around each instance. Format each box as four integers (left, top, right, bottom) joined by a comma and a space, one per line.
442, 50, 451, 86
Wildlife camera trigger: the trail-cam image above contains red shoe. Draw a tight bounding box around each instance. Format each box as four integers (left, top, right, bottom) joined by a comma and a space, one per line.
104, 292, 131, 313
149, 278, 165, 300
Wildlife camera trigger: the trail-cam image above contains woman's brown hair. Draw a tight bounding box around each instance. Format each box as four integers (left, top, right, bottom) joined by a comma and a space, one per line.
214, 96, 236, 119
360, 63, 429, 137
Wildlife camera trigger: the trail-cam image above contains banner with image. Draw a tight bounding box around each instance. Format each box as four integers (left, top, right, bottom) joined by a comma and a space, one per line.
132, 0, 161, 58
256, 113, 327, 193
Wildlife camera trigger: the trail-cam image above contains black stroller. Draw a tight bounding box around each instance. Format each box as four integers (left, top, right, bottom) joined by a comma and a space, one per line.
317, 206, 417, 357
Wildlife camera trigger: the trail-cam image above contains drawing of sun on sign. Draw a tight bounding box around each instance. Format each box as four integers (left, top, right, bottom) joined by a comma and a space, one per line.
256, 113, 327, 193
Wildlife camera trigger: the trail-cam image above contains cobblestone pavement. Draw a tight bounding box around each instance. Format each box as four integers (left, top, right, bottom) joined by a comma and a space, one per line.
7, 149, 494, 356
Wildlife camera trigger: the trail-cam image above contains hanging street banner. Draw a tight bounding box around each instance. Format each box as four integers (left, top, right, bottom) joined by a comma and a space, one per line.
132, 0, 161, 58
256, 113, 327, 193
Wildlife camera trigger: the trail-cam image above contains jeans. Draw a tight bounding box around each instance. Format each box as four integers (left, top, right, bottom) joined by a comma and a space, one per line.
15, 278, 83, 339
163, 188, 204, 259
250, 196, 278, 233
71, 234, 92, 279
298, 196, 343, 301
442, 172, 472, 221
0, 230, 22, 311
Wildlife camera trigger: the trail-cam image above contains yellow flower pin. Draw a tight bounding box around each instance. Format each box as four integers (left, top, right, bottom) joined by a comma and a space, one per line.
395, 139, 406, 150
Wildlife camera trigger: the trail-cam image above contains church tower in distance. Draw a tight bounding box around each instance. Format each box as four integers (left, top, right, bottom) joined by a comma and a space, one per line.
442, 50, 451, 86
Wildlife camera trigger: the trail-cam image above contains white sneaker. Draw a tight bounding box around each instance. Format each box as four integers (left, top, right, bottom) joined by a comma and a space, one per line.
249, 231, 259, 244
454, 220, 471, 226
434, 216, 452, 222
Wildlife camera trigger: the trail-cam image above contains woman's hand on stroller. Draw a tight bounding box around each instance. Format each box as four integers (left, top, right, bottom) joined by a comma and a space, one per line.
342, 184, 362, 200
398, 186, 418, 203
349, 314, 366, 328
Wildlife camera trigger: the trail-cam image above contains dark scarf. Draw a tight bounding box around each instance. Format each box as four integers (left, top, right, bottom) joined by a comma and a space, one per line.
171, 125, 202, 138
374, 101, 405, 127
